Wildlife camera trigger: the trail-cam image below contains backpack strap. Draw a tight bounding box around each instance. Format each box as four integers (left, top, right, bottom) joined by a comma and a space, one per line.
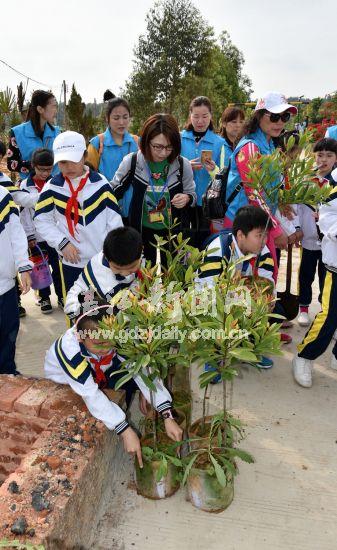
129, 151, 137, 181
177, 155, 184, 185
98, 133, 105, 156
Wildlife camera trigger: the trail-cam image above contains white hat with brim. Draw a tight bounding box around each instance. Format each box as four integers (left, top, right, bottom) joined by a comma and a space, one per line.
53, 130, 86, 164
255, 92, 298, 115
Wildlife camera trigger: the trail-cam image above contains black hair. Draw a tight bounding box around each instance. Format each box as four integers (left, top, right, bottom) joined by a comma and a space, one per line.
274, 131, 300, 152
0, 141, 6, 157
103, 227, 142, 265
313, 137, 337, 155
185, 96, 214, 131
26, 90, 56, 135
103, 89, 115, 102
232, 205, 272, 236
31, 147, 54, 167
242, 110, 265, 136
105, 97, 131, 121
76, 296, 111, 333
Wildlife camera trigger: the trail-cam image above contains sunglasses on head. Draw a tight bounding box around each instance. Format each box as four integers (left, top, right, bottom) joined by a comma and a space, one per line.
265, 111, 291, 123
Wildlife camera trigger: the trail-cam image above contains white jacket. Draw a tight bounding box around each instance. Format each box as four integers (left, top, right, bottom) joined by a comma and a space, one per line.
0, 187, 32, 295
297, 204, 321, 251
18, 175, 45, 242
0, 172, 38, 208
64, 250, 139, 318
318, 183, 337, 271
34, 169, 123, 268
44, 327, 172, 433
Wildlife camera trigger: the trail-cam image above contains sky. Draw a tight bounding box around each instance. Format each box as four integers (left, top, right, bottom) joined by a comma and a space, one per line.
1, 0, 336, 104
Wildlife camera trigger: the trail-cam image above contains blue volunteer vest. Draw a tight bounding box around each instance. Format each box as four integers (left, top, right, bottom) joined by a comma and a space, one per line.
12, 121, 60, 179
225, 127, 279, 221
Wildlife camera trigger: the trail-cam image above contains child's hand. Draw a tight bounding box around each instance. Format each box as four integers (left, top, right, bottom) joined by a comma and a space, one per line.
287, 232, 297, 245
62, 243, 80, 264
274, 232, 288, 250
139, 393, 150, 416
164, 418, 183, 442
120, 427, 143, 468
19, 271, 31, 294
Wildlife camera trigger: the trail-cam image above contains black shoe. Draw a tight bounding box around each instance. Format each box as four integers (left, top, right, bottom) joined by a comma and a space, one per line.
40, 299, 53, 314
18, 305, 26, 318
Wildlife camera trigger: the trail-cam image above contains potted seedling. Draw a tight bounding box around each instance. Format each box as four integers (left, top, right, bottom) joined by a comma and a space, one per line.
180, 259, 282, 512
101, 274, 189, 499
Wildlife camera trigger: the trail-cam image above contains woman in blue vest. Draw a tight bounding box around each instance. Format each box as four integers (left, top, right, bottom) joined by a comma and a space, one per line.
87, 98, 138, 181
7, 90, 60, 180
219, 106, 245, 169
224, 92, 298, 274
181, 96, 225, 248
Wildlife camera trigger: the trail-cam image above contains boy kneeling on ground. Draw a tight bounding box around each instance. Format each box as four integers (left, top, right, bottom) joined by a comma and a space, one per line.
44, 303, 182, 466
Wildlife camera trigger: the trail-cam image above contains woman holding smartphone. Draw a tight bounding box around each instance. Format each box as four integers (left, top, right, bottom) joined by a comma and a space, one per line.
181, 96, 225, 248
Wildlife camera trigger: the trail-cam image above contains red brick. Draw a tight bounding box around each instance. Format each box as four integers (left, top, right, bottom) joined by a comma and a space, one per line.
40, 386, 85, 420
14, 388, 45, 417
0, 378, 34, 412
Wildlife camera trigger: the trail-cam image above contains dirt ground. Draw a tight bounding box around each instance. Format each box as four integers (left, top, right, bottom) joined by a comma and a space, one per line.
16, 249, 337, 550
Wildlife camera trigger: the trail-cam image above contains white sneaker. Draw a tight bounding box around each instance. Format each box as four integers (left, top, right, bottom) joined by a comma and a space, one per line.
292, 356, 313, 388
332, 329, 337, 341
331, 355, 337, 370
297, 311, 311, 327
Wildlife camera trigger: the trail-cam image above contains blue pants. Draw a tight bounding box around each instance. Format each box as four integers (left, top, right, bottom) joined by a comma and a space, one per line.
59, 262, 83, 299
0, 286, 20, 374
299, 248, 326, 306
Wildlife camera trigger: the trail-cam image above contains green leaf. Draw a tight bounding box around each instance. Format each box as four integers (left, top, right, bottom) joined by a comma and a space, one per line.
114, 372, 134, 390
156, 456, 168, 481
182, 453, 199, 485
226, 448, 255, 464
229, 348, 258, 362
167, 455, 182, 467
210, 454, 227, 487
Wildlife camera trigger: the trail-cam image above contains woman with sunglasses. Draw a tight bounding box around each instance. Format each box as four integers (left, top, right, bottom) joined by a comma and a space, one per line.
111, 113, 196, 264
225, 92, 297, 278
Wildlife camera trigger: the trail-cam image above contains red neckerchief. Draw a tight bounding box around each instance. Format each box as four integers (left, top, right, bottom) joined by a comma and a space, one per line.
89, 351, 115, 389
33, 176, 47, 193
64, 172, 89, 240
135, 269, 143, 280
249, 256, 258, 277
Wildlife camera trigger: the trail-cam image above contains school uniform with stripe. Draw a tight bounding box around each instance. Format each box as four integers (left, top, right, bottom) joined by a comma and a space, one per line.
0, 187, 32, 374
196, 232, 275, 288
34, 169, 123, 268
44, 327, 172, 433
64, 251, 139, 318
298, 183, 337, 360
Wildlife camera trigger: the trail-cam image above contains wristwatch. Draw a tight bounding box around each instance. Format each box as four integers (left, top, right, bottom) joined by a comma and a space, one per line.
162, 409, 174, 420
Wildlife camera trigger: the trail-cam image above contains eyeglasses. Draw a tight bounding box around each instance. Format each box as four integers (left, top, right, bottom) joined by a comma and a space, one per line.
150, 143, 173, 152
265, 112, 291, 123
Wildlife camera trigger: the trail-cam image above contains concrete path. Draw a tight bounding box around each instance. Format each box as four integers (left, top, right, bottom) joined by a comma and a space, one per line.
17, 251, 337, 550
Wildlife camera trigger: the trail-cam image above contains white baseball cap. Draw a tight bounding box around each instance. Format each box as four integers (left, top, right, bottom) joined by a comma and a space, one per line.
53, 131, 86, 164
255, 92, 297, 115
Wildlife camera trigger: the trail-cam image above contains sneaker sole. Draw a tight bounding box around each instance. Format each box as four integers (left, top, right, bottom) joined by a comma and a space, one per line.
41, 309, 53, 315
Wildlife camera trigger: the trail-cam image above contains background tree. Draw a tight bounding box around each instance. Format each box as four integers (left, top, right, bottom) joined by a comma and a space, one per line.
66, 84, 102, 140
124, 0, 251, 132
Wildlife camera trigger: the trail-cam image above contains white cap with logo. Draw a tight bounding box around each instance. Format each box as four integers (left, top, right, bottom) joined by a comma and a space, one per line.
53, 131, 86, 164
255, 92, 298, 115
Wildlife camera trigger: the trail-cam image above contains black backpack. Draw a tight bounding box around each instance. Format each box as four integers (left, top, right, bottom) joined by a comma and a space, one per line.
202, 161, 242, 220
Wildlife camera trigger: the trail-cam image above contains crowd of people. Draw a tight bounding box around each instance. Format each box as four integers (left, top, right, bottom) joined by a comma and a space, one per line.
1, 87, 337, 461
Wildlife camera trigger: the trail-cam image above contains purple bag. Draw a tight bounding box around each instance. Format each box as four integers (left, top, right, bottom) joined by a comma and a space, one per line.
29, 245, 53, 290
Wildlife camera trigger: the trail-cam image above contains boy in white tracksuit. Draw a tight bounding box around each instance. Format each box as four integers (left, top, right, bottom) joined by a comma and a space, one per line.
45, 304, 182, 466
34, 131, 123, 299
64, 226, 142, 320
293, 170, 337, 388
0, 187, 32, 373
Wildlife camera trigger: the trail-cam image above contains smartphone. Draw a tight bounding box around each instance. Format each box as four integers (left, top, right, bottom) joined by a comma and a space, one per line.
201, 150, 213, 164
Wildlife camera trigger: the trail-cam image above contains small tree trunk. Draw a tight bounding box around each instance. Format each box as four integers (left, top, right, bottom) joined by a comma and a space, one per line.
202, 384, 208, 431
222, 378, 227, 447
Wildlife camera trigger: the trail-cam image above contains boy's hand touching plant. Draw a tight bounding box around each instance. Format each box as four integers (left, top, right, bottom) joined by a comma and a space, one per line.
162, 411, 183, 442
120, 427, 143, 468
